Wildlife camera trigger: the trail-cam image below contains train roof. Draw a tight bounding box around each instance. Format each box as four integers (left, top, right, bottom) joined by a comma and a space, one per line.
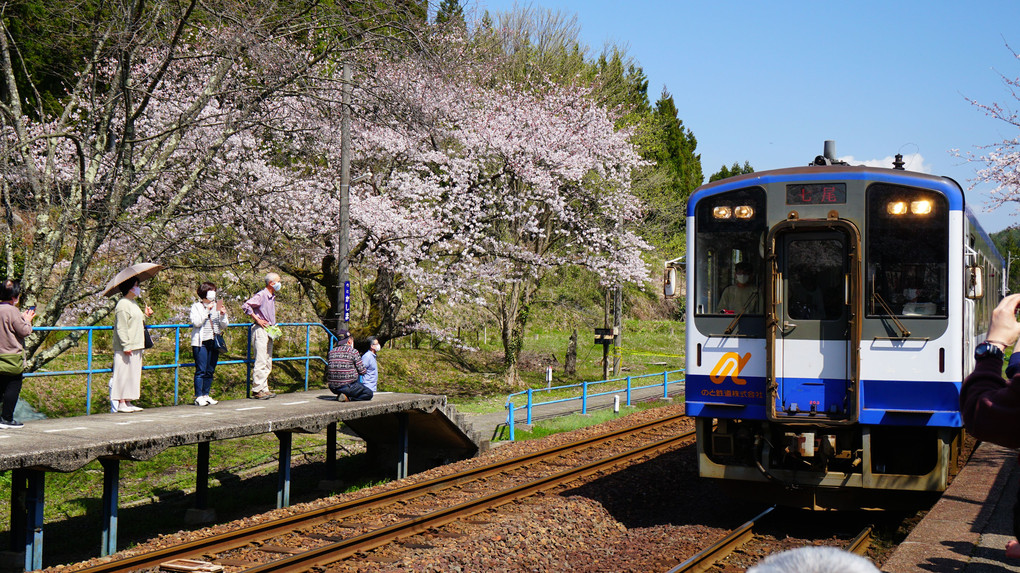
689, 165, 964, 214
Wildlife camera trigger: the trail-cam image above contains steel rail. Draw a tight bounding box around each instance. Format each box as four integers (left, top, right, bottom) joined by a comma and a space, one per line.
666, 506, 776, 573
76, 413, 689, 573
845, 524, 873, 555
244, 428, 697, 573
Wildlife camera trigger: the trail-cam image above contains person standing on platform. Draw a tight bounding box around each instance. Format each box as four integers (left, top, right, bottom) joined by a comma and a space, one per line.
960, 292, 1020, 559
361, 336, 381, 393
242, 272, 281, 400
111, 277, 153, 413
190, 281, 228, 406
326, 329, 370, 402
0, 279, 35, 428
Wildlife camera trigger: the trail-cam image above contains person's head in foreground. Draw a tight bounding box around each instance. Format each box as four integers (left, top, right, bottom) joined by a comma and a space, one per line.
747, 546, 879, 573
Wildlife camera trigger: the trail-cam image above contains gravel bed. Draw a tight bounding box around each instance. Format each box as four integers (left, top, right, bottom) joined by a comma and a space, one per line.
46, 404, 955, 572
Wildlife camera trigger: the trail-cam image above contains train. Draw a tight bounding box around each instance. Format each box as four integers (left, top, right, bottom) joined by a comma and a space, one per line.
664, 141, 1005, 509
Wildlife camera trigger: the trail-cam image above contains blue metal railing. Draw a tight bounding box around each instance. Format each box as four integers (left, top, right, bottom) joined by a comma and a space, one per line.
26, 322, 340, 415
504, 369, 684, 441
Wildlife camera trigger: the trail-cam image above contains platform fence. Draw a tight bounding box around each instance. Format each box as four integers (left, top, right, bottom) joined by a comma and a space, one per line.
25, 322, 340, 415
504, 369, 684, 440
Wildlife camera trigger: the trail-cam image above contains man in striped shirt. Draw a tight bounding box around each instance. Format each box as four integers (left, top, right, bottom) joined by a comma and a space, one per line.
326, 329, 371, 402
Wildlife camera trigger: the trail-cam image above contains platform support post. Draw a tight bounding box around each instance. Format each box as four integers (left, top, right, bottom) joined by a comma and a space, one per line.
326, 422, 337, 480
397, 412, 409, 480
12, 469, 46, 571
24, 469, 44, 571
9, 470, 26, 554
276, 431, 292, 509
196, 441, 210, 509
100, 458, 119, 557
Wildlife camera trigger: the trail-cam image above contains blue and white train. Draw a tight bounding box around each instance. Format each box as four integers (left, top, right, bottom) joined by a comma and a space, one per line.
666, 142, 1005, 509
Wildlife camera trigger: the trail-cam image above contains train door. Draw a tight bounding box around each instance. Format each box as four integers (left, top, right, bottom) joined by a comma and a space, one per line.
767, 221, 861, 424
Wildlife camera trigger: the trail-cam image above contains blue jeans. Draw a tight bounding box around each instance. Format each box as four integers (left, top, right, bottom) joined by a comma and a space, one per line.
330, 381, 374, 401
192, 340, 219, 398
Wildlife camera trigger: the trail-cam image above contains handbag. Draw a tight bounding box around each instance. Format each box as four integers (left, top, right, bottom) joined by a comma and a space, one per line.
0, 352, 23, 375
214, 332, 228, 353
143, 328, 154, 349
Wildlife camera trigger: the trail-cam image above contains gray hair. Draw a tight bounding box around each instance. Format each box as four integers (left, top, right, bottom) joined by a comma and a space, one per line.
265, 272, 280, 285
747, 547, 879, 573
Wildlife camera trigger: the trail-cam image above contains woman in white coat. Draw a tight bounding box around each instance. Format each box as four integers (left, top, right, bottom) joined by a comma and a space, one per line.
189, 281, 228, 406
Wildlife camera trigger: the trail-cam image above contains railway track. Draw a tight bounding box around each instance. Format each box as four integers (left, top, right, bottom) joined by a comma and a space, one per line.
667, 506, 874, 572
78, 413, 694, 573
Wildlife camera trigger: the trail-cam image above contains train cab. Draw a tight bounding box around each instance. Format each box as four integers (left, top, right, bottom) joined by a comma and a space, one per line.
678, 143, 1003, 509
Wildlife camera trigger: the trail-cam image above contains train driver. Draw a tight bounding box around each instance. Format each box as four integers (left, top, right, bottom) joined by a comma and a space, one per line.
717, 262, 761, 314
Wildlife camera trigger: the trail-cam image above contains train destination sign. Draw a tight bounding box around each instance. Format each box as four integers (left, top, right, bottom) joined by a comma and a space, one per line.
786, 183, 847, 205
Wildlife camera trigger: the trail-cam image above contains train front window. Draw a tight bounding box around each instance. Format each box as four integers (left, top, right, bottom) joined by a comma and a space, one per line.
866, 184, 949, 318
694, 187, 767, 316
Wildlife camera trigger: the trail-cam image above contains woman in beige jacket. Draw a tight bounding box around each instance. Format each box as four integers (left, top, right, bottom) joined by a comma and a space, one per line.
110, 277, 153, 413
0, 279, 34, 428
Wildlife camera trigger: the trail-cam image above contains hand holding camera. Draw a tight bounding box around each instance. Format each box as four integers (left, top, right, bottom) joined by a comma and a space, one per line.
987, 293, 1020, 351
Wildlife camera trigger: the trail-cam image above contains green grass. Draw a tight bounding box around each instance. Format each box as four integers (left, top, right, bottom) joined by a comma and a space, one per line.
506, 398, 677, 441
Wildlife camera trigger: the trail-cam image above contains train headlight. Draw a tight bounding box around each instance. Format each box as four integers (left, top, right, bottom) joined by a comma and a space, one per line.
734, 205, 755, 219
910, 200, 933, 215
886, 201, 908, 215
713, 206, 733, 219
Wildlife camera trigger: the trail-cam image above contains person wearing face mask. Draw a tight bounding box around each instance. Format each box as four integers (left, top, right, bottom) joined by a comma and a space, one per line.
717, 262, 761, 314
190, 281, 229, 406
0, 279, 35, 428
110, 277, 154, 413
242, 272, 282, 399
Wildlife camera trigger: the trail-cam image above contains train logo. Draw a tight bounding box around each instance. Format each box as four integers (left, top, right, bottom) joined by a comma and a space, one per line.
709, 352, 751, 385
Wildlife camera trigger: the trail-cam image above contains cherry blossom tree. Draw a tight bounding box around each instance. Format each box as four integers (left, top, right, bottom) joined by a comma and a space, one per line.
964, 46, 1020, 214
242, 40, 651, 384
0, 0, 424, 367
2, 2, 649, 386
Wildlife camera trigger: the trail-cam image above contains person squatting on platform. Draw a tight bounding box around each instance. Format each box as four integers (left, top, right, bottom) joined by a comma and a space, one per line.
960, 292, 1020, 559
110, 277, 154, 413
243, 272, 282, 400
326, 329, 371, 402
190, 281, 228, 406
0, 279, 35, 429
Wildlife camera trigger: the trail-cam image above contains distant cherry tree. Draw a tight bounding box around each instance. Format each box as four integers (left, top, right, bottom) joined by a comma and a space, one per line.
964, 45, 1020, 218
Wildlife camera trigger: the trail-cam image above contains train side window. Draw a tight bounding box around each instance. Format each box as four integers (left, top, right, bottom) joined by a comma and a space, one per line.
694, 187, 766, 316
865, 184, 949, 318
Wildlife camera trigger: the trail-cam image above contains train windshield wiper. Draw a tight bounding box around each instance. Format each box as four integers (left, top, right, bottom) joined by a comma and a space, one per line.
724, 291, 760, 335
873, 292, 911, 338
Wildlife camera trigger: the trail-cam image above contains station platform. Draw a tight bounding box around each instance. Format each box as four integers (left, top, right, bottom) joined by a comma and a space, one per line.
0, 389, 485, 571
883, 441, 1020, 572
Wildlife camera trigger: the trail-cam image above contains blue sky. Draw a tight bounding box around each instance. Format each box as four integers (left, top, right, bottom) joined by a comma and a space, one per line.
468, 0, 1020, 232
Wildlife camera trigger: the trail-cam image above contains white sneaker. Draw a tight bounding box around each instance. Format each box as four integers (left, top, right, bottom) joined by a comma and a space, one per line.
205, 396, 218, 405
122, 404, 143, 412
194, 396, 209, 406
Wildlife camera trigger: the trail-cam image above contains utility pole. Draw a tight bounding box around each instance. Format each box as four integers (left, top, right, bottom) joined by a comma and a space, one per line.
337, 63, 352, 333
602, 289, 610, 381
613, 285, 622, 377
1008, 251, 1016, 294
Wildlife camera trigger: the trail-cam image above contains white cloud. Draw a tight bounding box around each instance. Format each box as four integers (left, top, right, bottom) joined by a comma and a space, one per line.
837, 153, 931, 173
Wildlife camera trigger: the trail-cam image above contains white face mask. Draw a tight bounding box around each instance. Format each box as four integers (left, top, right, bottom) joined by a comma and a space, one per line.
735, 274, 750, 284
272, 281, 282, 292
206, 291, 216, 301
130, 285, 142, 297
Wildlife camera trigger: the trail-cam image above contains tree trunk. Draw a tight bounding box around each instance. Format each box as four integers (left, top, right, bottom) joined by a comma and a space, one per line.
500, 280, 536, 389
565, 328, 577, 376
